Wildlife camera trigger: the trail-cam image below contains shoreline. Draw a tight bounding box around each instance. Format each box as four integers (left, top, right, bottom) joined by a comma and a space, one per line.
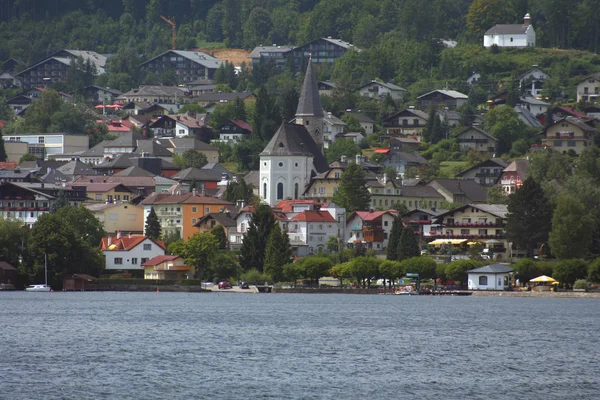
472, 290, 600, 298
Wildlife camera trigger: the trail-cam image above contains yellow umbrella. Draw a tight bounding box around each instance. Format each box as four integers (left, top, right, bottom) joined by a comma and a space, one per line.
529, 275, 557, 283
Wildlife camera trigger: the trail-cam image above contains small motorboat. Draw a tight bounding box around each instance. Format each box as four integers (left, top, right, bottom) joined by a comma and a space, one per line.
25, 284, 52, 292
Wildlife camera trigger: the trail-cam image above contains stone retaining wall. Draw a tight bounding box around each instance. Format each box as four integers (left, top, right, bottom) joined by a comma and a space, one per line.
272, 288, 379, 294
472, 291, 600, 298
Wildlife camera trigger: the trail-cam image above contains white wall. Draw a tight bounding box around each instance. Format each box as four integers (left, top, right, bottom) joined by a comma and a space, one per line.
104, 238, 166, 270
468, 273, 510, 290
259, 155, 312, 206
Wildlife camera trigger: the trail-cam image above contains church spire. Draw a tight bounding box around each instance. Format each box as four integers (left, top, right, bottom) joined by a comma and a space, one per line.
296, 55, 324, 118
295, 56, 324, 149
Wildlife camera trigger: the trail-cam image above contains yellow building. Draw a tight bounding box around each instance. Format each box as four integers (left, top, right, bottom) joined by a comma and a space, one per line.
541, 117, 594, 155
85, 202, 144, 234
142, 255, 190, 280
368, 180, 444, 211
71, 182, 134, 204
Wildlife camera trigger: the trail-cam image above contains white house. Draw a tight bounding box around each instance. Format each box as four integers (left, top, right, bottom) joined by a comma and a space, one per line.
345, 210, 398, 251
518, 66, 549, 97
517, 96, 550, 117
484, 14, 535, 48
100, 234, 166, 271
357, 81, 406, 101
288, 209, 338, 254
467, 264, 513, 290
323, 112, 347, 148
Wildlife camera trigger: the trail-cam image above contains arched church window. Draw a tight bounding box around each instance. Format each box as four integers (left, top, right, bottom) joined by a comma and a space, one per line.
277, 183, 284, 200
263, 183, 267, 199
294, 183, 299, 199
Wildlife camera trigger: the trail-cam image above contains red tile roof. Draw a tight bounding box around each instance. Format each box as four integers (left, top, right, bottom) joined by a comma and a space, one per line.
290, 210, 336, 222
100, 235, 166, 251
353, 210, 398, 221
273, 199, 320, 213
231, 119, 252, 132
139, 191, 233, 206
375, 148, 390, 154
557, 106, 589, 119
0, 161, 17, 170
141, 255, 180, 266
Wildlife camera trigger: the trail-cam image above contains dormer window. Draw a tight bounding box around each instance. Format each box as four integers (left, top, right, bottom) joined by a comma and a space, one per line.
278, 142, 284, 147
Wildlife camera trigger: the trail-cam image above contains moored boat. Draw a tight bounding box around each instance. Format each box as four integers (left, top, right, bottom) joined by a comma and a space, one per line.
25, 284, 52, 292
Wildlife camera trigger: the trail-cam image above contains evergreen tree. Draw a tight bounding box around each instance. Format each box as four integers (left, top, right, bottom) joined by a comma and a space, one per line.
386, 215, 404, 260
332, 162, 371, 213
505, 177, 553, 257
0, 131, 7, 162
252, 86, 281, 141
145, 207, 161, 240
263, 224, 292, 282
210, 225, 227, 249
239, 204, 276, 272
50, 190, 70, 213
223, 179, 253, 204
397, 226, 420, 261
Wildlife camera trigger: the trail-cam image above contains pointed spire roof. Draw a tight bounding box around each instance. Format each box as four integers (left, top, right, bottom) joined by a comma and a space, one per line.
295, 58, 324, 118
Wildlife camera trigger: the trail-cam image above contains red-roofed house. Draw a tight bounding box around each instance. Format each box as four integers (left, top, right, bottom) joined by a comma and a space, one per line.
142, 255, 190, 280
218, 119, 252, 143
345, 210, 398, 251
288, 210, 338, 254
99, 119, 132, 135
100, 233, 166, 273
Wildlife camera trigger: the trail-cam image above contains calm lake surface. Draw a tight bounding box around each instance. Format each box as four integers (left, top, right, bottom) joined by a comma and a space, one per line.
0, 292, 598, 399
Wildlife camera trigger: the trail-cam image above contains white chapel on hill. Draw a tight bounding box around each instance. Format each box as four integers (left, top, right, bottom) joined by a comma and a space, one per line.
259, 59, 329, 206
484, 13, 535, 48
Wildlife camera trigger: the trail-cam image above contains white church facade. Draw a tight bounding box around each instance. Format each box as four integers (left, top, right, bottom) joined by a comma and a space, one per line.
484, 13, 535, 48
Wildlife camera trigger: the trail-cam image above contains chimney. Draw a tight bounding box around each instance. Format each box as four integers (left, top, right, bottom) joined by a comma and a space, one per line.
117, 230, 121, 239
383, 173, 388, 184
107, 236, 112, 246
193, 188, 198, 196
523, 13, 531, 26
340, 155, 347, 163
355, 154, 361, 164
128, 232, 132, 238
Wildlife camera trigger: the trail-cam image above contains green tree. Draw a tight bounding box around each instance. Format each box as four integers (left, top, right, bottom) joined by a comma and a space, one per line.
223, 179, 254, 204
325, 138, 361, 163
379, 260, 403, 288
252, 86, 281, 141
505, 177, 553, 257
397, 226, 419, 261
347, 256, 380, 287
172, 149, 208, 169
263, 224, 292, 282
19, 153, 37, 164
0, 219, 29, 270
487, 185, 507, 204
513, 258, 543, 283
400, 256, 437, 280
386, 215, 403, 260
445, 259, 485, 285
145, 208, 161, 240
326, 236, 339, 253
552, 259, 588, 287
50, 190, 70, 213
588, 258, 600, 283
296, 256, 334, 285
181, 232, 219, 279
0, 131, 7, 162
466, 0, 513, 40
210, 225, 227, 249
243, 7, 272, 48
55, 206, 105, 248
549, 193, 593, 259
484, 106, 528, 155
239, 204, 276, 272
210, 252, 240, 281
332, 162, 371, 214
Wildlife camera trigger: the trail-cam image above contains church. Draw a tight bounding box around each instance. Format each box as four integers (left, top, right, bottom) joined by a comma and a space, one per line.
259, 59, 329, 206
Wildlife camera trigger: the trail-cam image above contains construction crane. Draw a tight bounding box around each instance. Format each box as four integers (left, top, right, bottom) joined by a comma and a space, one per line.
160, 15, 177, 50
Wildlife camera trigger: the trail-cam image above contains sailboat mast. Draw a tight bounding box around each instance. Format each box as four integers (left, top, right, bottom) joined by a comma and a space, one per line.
45, 253, 48, 286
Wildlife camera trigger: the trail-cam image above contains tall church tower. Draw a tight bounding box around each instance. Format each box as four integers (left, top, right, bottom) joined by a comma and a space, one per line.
295, 56, 324, 151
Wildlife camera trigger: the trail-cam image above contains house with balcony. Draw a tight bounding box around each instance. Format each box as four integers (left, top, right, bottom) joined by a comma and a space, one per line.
343, 111, 374, 135
357, 81, 406, 101
140, 191, 233, 240
427, 179, 488, 204
576, 72, 600, 103
402, 208, 446, 238
248, 45, 294, 72
500, 159, 529, 195
286, 37, 360, 72
368, 182, 444, 211
456, 158, 508, 186
376, 148, 429, 177
194, 213, 237, 238
381, 108, 429, 140
518, 67, 549, 98
417, 90, 468, 110
117, 85, 188, 105
517, 97, 550, 117
540, 117, 595, 155
139, 50, 222, 84
345, 210, 398, 251
433, 204, 510, 262
323, 112, 347, 148
288, 209, 338, 254
100, 233, 166, 273
0, 181, 86, 227
454, 126, 498, 154
142, 255, 190, 280
218, 119, 252, 144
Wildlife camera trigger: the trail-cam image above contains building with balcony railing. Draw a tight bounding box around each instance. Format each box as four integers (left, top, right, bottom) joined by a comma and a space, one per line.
456, 158, 508, 186
432, 204, 510, 261
345, 210, 398, 251
454, 126, 498, 154
540, 117, 595, 155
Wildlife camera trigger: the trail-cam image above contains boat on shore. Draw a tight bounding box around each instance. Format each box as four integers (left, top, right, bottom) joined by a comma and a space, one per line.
25, 253, 52, 292
25, 284, 52, 292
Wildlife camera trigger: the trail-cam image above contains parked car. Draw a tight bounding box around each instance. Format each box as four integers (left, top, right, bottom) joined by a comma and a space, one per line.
239, 281, 249, 289
218, 280, 232, 289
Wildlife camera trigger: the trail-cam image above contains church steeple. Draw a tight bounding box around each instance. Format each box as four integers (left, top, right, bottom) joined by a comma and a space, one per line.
295, 55, 324, 150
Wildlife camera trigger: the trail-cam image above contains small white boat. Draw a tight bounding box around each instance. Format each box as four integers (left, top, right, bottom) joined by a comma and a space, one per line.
25, 253, 52, 292
25, 284, 52, 292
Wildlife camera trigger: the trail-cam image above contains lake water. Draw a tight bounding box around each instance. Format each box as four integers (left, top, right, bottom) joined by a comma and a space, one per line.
0, 292, 598, 399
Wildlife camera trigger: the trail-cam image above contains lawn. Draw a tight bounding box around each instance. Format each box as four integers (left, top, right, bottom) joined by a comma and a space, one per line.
439, 161, 469, 178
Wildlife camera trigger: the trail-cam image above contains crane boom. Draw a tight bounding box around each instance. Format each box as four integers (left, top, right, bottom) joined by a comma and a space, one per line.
160, 15, 176, 50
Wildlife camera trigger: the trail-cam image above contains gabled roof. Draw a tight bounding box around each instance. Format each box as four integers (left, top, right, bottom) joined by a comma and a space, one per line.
85, 202, 142, 212
290, 210, 336, 222
345, 111, 375, 124
139, 191, 232, 206
548, 117, 597, 133
517, 67, 549, 81
0, 261, 16, 271
69, 181, 131, 193
114, 166, 155, 177
100, 235, 166, 251
456, 158, 508, 177
519, 96, 550, 106
172, 167, 225, 182
576, 72, 600, 85
296, 60, 324, 118
274, 199, 320, 213
141, 255, 181, 266
485, 24, 530, 35
248, 45, 294, 58
196, 92, 255, 102
16, 50, 107, 77
397, 185, 444, 199
356, 81, 406, 92
455, 125, 498, 142
260, 123, 329, 173
418, 90, 468, 100
140, 50, 221, 69
323, 112, 346, 126
435, 204, 508, 220
468, 264, 513, 274
514, 106, 542, 128
56, 160, 95, 176
428, 179, 488, 202
104, 131, 145, 147
157, 137, 217, 151
119, 85, 187, 99
194, 213, 237, 227
503, 159, 530, 176
229, 119, 252, 132
202, 163, 231, 174
381, 108, 429, 123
